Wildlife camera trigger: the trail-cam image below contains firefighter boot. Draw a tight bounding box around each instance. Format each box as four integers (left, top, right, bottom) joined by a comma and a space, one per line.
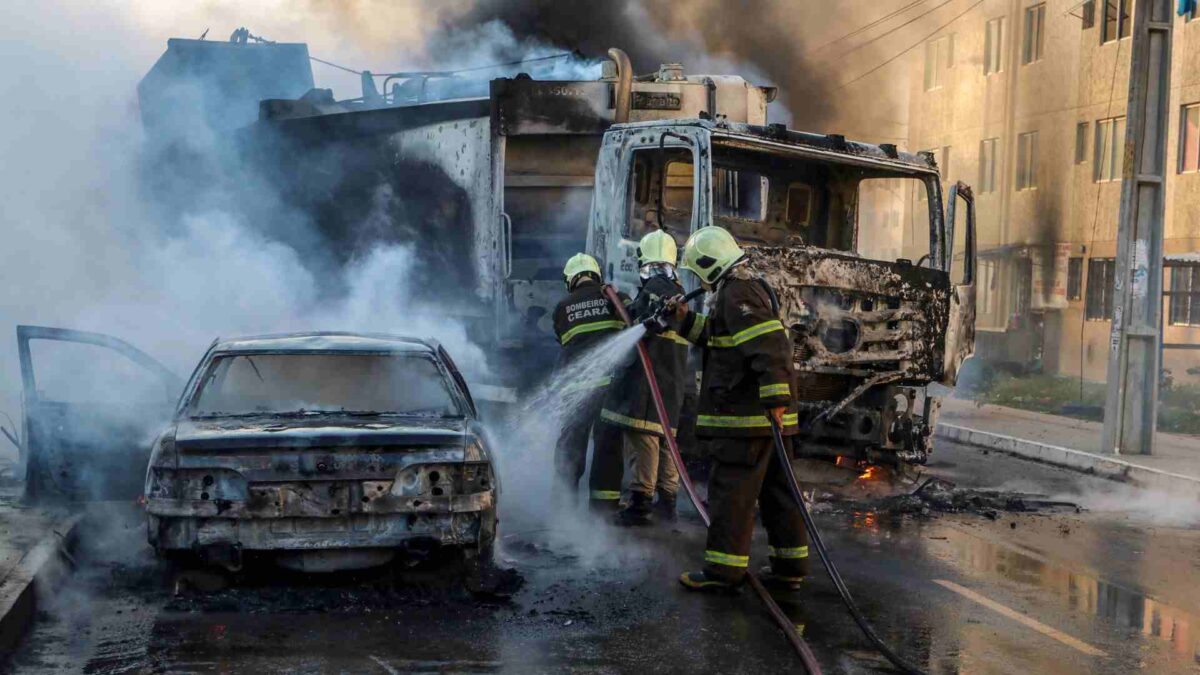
758, 565, 806, 591
653, 490, 678, 523
614, 491, 654, 527
678, 571, 740, 594
588, 498, 621, 518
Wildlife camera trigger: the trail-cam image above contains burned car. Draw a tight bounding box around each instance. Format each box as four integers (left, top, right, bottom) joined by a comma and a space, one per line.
142, 332, 497, 574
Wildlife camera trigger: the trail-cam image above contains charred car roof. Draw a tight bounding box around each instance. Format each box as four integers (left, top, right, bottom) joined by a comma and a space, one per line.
209, 332, 439, 354
611, 118, 939, 175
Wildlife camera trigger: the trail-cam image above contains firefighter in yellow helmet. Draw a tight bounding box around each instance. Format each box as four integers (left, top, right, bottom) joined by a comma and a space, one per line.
595, 230, 688, 525
551, 253, 627, 504
669, 226, 810, 591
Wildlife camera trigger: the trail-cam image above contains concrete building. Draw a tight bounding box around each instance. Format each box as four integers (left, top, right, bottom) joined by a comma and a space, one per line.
904, 0, 1200, 383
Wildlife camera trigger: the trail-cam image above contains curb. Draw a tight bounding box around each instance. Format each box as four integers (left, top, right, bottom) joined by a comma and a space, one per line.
935, 423, 1200, 498
0, 512, 83, 655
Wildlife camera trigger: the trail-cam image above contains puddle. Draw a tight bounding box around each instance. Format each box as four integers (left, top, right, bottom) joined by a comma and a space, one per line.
928, 521, 1200, 663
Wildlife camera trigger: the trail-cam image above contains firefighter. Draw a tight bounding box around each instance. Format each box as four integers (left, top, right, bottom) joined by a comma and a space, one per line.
670, 226, 810, 592
552, 253, 627, 507
596, 230, 688, 526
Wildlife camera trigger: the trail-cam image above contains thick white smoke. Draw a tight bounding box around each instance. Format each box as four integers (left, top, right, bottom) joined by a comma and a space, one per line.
0, 2, 507, 460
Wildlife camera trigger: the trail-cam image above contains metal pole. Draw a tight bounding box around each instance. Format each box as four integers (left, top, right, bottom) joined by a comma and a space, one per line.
1102, 0, 1174, 455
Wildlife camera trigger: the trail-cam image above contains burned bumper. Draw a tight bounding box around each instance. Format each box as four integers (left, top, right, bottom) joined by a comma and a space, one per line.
146, 488, 495, 552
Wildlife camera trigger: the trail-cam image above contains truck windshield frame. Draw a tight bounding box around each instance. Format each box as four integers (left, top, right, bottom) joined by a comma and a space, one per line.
706, 137, 943, 265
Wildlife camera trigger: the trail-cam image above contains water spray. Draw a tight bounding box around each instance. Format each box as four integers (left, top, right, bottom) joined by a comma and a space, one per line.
600, 285, 823, 675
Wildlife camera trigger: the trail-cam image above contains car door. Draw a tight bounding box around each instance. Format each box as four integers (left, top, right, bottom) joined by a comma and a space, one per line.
17, 326, 181, 502
941, 183, 978, 385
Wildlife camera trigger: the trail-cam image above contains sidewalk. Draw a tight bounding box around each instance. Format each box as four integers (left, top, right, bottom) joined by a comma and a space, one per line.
0, 471, 82, 656
936, 398, 1200, 497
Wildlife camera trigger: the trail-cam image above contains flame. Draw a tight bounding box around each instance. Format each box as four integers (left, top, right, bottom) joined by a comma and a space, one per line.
858, 466, 879, 480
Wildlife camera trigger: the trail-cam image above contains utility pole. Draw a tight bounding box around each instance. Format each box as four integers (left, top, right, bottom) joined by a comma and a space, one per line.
1102, 0, 1174, 455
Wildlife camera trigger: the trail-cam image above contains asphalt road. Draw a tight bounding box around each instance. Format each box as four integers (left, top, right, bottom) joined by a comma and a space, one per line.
8, 440, 1200, 674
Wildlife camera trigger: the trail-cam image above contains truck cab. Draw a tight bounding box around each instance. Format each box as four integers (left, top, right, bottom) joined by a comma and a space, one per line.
587, 119, 977, 467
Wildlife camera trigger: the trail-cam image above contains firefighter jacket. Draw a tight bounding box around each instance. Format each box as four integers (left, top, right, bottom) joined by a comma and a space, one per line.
552, 279, 629, 391
600, 274, 690, 438
676, 265, 799, 438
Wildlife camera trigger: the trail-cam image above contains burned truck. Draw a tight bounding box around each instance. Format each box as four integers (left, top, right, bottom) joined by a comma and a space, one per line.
587, 119, 977, 467
138, 38, 776, 397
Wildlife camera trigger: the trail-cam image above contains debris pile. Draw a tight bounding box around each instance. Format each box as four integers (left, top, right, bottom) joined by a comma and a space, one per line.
825, 478, 1082, 521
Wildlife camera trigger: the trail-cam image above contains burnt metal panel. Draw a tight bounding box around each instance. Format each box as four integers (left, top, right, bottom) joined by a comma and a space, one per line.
491, 78, 614, 135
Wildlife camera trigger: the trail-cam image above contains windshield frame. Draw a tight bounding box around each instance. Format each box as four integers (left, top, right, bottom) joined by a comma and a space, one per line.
708, 133, 946, 270
181, 349, 467, 420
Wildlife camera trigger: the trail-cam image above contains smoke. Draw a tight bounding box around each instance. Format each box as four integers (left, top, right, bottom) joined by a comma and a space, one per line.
437, 0, 913, 134
0, 1, 488, 460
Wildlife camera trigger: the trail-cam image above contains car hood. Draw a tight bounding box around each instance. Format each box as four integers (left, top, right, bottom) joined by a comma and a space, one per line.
174, 415, 471, 452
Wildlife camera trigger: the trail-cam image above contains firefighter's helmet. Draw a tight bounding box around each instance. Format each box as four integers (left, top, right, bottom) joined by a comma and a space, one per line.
563, 253, 602, 288
637, 230, 678, 267
681, 226, 744, 287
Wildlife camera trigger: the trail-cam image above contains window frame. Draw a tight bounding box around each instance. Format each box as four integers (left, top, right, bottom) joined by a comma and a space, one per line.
979, 137, 999, 193
1022, 4, 1046, 65
1086, 257, 1117, 321
1093, 116, 1127, 182
1081, 0, 1096, 28
1180, 103, 1200, 174
1166, 263, 1200, 326
978, 258, 999, 316
1101, 0, 1133, 44
1075, 122, 1090, 164
1016, 131, 1039, 191
1067, 257, 1084, 301
924, 35, 954, 91
984, 17, 1005, 75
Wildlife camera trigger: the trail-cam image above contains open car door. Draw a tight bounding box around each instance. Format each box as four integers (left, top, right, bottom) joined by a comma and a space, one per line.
17, 326, 181, 502
942, 183, 977, 385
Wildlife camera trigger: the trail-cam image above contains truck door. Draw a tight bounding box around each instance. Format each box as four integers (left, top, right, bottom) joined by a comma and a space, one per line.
942, 183, 977, 385
588, 132, 700, 298
17, 326, 180, 502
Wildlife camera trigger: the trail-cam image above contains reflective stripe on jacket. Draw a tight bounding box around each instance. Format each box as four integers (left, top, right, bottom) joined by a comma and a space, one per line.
552, 279, 629, 379
676, 268, 798, 438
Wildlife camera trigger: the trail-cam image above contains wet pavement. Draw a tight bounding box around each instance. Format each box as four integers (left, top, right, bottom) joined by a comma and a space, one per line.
7, 440, 1200, 674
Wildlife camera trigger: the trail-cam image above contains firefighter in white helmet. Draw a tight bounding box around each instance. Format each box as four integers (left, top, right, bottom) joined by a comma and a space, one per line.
595, 230, 689, 525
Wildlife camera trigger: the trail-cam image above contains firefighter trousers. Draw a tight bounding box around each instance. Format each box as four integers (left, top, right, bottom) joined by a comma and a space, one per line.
587, 422, 624, 505
621, 430, 680, 498
701, 436, 810, 584
555, 394, 622, 499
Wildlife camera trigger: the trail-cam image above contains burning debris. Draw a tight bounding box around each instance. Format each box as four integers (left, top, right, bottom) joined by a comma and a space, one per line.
821, 476, 1083, 522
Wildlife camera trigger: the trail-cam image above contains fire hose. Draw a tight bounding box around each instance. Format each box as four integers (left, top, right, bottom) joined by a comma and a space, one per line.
601, 285, 823, 675
602, 284, 928, 675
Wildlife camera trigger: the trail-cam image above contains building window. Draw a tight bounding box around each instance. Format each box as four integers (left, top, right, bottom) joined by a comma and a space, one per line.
1016, 131, 1038, 190
979, 138, 999, 193
1086, 258, 1117, 320
1094, 116, 1126, 182
1023, 4, 1046, 64
1067, 257, 1084, 300
1075, 122, 1090, 164
984, 18, 1005, 75
1102, 0, 1132, 43
979, 258, 999, 315
925, 35, 954, 91
1181, 103, 1199, 173
1168, 264, 1200, 326
1081, 0, 1096, 28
